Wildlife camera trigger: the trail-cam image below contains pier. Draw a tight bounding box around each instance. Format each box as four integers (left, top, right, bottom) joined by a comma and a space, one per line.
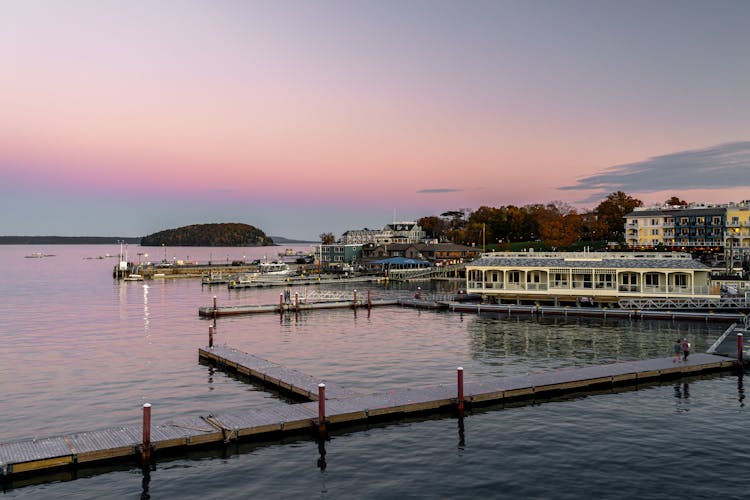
199, 292, 747, 323
0, 342, 741, 481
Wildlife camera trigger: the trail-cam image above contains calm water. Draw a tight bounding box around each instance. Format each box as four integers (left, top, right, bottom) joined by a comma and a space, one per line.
0, 245, 747, 499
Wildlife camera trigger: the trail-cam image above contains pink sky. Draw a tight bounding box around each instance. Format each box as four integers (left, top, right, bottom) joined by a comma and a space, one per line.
2, 1, 749, 239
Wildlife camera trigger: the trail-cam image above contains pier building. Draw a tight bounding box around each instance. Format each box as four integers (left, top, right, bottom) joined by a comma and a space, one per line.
465, 251, 716, 307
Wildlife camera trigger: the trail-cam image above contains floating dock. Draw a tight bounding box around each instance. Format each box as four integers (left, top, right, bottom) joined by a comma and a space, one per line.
1, 344, 739, 481
200, 295, 747, 323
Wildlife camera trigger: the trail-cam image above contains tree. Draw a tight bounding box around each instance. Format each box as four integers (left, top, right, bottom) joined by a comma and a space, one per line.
319, 232, 336, 245
418, 216, 449, 241
665, 196, 688, 207
594, 191, 643, 242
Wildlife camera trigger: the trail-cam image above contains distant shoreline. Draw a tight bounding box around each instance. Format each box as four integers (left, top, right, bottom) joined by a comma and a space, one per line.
0, 236, 314, 245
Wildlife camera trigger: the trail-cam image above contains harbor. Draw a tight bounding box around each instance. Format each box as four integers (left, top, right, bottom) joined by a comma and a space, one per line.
4, 244, 750, 498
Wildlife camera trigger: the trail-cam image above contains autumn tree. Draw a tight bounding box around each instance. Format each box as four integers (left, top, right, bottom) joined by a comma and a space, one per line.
319, 232, 336, 245
594, 191, 643, 242
418, 216, 449, 241
665, 196, 688, 206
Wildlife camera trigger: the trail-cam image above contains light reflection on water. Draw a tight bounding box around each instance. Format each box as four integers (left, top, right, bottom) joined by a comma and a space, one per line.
0, 245, 747, 499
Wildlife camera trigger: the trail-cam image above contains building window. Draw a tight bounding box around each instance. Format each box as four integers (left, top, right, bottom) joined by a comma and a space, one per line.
680, 217, 689, 224
508, 271, 521, 284
651, 229, 659, 235
674, 274, 687, 287
645, 273, 660, 287
712, 216, 722, 225
696, 216, 705, 224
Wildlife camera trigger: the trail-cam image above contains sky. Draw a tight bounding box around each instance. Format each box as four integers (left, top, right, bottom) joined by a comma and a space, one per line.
1, 0, 749, 240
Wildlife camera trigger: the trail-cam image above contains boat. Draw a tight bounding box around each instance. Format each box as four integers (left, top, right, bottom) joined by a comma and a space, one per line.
202, 272, 230, 286
123, 273, 144, 281
25, 252, 55, 258
259, 261, 292, 275
229, 262, 293, 288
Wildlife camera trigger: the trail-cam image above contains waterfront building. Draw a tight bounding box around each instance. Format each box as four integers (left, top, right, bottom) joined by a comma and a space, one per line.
465, 251, 716, 306
362, 242, 479, 264
317, 244, 363, 265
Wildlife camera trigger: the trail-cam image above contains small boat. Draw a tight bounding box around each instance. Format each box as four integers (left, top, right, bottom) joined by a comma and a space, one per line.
202, 272, 229, 285
124, 274, 144, 281
25, 252, 55, 258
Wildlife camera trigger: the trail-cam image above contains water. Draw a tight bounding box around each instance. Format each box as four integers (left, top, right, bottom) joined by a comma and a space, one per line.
0, 245, 747, 499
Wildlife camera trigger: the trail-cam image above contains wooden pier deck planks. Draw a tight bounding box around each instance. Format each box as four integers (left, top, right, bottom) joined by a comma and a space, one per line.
198, 299, 399, 317
199, 345, 359, 400
1, 347, 738, 479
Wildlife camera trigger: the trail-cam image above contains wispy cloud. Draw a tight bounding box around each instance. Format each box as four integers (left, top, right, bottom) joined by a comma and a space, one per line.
560, 141, 750, 202
417, 188, 463, 194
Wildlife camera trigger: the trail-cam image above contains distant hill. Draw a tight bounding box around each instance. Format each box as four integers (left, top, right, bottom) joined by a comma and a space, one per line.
270, 236, 317, 244
0, 236, 141, 245
140, 223, 274, 247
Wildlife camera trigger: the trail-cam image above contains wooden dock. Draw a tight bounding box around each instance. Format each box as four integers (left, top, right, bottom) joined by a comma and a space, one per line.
1, 343, 739, 481
198, 298, 399, 317
200, 296, 747, 322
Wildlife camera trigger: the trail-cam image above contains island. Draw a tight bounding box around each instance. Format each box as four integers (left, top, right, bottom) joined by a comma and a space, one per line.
140, 223, 275, 247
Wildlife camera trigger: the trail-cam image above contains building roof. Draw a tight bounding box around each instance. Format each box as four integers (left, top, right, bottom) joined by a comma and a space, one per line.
468, 252, 709, 271
626, 207, 725, 218
371, 257, 431, 266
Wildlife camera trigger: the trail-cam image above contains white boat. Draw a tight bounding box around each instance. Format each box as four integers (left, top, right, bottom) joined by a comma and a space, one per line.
229, 262, 292, 288
259, 261, 291, 275
124, 274, 144, 281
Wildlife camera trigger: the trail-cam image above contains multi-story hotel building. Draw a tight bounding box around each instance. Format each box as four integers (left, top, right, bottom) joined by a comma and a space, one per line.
625, 202, 750, 258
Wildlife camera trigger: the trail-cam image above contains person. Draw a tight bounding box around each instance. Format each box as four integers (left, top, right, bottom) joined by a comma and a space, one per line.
681, 338, 691, 361
673, 339, 683, 362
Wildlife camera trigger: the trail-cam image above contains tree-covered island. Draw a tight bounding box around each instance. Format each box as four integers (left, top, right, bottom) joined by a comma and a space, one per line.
140, 223, 274, 247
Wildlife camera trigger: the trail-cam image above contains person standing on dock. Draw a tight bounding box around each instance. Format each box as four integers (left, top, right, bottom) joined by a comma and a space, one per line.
681, 338, 691, 361
673, 339, 682, 363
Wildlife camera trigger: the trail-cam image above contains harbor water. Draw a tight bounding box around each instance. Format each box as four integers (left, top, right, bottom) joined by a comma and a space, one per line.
0, 244, 747, 499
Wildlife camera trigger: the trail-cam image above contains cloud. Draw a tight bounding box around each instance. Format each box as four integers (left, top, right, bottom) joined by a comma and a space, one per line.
417, 188, 463, 194
560, 141, 750, 202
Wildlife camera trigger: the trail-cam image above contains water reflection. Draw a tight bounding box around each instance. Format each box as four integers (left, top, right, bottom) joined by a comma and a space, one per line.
317, 438, 327, 471
457, 416, 466, 450
466, 315, 721, 367
673, 382, 691, 413
738, 373, 745, 408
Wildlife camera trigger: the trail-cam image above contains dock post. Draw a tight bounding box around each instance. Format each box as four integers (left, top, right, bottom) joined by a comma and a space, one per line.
353, 289, 358, 310
142, 403, 152, 465
318, 383, 326, 434
457, 367, 465, 413
213, 296, 217, 319
279, 293, 284, 315
738, 332, 744, 365
295, 292, 299, 313
367, 289, 371, 310
209, 325, 214, 348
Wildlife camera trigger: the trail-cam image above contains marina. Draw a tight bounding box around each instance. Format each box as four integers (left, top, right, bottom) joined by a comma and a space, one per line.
3, 244, 750, 498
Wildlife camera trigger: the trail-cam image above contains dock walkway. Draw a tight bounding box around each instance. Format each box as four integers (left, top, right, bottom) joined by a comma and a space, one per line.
1, 344, 738, 480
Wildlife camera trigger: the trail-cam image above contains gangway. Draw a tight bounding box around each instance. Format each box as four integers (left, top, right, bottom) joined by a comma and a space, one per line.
618, 296, 749, 310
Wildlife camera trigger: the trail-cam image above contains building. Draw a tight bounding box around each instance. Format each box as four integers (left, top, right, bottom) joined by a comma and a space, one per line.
362, 242, 480, 264
624, 202, 750, 258
465, 251, 715, 306
340, 222, 426, 245
340, 229, 381, 245
317, 244, 363, 266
